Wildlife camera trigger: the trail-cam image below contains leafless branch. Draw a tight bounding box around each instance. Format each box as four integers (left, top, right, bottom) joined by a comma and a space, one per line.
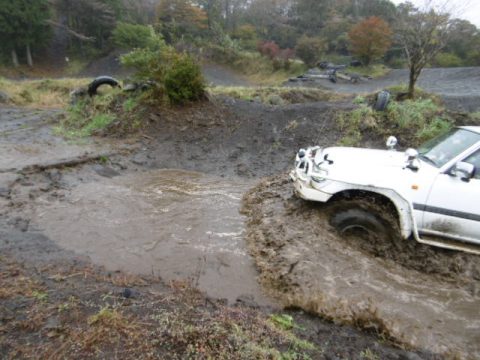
46, 20, 95, 42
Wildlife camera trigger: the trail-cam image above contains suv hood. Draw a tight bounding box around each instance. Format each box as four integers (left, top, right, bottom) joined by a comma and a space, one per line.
315, 147, 408, 169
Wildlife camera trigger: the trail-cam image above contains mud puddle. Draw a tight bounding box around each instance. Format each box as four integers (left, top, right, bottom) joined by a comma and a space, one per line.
31, 169, 272, 306
242, 175, 480, 358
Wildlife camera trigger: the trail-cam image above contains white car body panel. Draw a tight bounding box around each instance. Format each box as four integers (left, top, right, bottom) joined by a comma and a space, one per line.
291, 127, 480, 254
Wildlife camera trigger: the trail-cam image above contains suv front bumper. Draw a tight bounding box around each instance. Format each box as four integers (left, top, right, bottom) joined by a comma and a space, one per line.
290, 170, 331, 203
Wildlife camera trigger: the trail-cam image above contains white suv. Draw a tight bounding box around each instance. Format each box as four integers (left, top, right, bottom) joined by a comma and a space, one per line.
290, 127, 480, 254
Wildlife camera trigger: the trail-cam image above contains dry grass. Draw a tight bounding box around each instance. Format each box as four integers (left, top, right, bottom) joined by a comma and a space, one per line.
0, 78, 90, 108
0, 257, 44, 299
0, 255, 318, 359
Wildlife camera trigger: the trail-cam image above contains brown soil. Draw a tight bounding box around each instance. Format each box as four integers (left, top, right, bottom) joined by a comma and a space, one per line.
128, 98, 354, 178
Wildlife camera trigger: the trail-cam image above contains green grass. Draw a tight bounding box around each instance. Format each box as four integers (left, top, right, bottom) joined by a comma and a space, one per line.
467, 112, 480, 126
123, 97, 139, 112
208, 86, 345, 105
31, 290, 49, 302
337, 97, 454, 147
82, 114, 116, 135
235, 53, 306, 85
64, 59, 88, 76
57, 90, 119, 138
360, 348, 380, 360
385, 84, 441, 102
56, 88, 147, 138
270, 314, 298, 331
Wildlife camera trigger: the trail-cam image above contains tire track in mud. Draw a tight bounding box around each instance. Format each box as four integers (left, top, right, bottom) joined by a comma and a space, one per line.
242, 175, 480, 358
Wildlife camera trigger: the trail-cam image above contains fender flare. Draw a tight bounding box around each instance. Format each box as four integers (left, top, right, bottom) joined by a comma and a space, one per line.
324, 183, 417, 240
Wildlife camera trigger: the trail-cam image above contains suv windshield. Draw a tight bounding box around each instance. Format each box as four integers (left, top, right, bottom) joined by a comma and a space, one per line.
418, 128, 480, 168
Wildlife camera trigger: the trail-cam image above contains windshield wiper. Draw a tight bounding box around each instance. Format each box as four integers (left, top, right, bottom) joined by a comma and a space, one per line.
419, 154, 438, 167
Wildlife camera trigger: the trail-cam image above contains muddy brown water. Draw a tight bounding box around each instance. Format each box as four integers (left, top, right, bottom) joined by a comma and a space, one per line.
242, 176, 480, 359
31, 167, 480, 357
31, 169, 272, 306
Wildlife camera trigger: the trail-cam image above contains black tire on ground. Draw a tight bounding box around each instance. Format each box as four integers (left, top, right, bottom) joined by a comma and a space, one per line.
318, 61, 329, 69
350, 75, 360, 84
330, 201, 394, 242
87, 76, 121, 97
373, 90, 390, 111
329, 74, 337, 83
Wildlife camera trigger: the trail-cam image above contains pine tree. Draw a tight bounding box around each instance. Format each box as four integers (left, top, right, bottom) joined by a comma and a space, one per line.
0, 0, 51, 67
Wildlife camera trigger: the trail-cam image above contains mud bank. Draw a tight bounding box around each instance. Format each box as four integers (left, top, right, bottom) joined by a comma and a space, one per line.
242, 175, 480, 358
131, 99, 354, 178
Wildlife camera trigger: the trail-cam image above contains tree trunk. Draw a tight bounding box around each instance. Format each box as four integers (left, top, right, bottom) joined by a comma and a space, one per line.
353, 0, 359, 19
11, 49, 19, 67
206, 0, 212, 30
26, 44, 33, 67
408, 66, 416, 99
225, 0, 230, 30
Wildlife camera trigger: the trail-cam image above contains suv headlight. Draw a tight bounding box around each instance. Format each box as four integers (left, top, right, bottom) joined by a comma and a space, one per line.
311, 164, 328, 183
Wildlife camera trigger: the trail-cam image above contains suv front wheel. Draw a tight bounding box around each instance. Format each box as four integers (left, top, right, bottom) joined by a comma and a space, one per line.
329, 199, 396, 243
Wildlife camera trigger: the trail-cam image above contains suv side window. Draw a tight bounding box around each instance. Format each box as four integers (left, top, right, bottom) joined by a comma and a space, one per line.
464, 150, 480, 179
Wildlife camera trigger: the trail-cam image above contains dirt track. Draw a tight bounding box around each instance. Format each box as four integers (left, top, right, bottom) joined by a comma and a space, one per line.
295, 67, 480, 112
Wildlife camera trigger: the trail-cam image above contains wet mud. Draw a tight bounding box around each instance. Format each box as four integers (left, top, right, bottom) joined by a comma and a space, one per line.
242, 175, 480, 358
2, 100, 479, 358
0, 107, 118, 173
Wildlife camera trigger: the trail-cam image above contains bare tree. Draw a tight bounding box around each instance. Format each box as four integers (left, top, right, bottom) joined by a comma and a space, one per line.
396, 1, 451, 98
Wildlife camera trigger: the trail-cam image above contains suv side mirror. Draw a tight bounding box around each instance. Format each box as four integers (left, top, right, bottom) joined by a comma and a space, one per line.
453, 162, 474, 182
405, 148, 419, 171
386, 136, 398, 150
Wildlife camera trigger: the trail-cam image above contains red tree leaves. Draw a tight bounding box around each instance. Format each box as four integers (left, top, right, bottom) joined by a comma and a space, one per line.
348, 16, 392, 66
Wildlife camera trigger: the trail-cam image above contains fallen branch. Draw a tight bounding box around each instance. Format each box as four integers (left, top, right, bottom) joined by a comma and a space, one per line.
46, 20, 95, 42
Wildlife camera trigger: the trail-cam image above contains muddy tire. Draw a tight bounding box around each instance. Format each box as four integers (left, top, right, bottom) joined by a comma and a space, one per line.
373, 90, 390, 111
329, 200, 396, 242
88, 76, 121, 96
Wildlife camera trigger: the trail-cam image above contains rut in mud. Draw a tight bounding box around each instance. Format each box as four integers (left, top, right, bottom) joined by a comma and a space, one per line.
242, 175, 480, 358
